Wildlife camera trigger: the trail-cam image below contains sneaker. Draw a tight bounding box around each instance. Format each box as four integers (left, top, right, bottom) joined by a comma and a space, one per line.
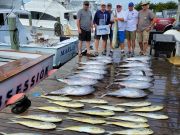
94, 52, 99, 56
109, 50, 113, 57
102, 50, 106, 56
131, 51, 135, 57
121, 50, 125, 56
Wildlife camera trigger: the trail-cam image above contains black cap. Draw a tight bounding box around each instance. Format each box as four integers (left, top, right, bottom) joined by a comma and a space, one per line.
107, 3, 112, 7
83, 1, 89, 5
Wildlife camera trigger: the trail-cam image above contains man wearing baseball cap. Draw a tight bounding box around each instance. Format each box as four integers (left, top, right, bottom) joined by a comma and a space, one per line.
126, 2, 138, 57
137, 0, 155, 55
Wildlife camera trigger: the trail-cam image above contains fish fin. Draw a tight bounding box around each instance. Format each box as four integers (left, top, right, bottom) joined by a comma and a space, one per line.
56, 128, 66, 131
106, 131, 113, 135
69, 109, 78, 113
100, 94, 107, 98
0, 132, 6, 135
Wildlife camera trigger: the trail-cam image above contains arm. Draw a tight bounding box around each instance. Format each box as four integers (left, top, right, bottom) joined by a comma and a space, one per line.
93, 11, 98, 28
76, 10, 81, 33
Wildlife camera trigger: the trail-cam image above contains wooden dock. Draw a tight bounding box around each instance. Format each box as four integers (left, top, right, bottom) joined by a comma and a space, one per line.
0, 55, 179, 135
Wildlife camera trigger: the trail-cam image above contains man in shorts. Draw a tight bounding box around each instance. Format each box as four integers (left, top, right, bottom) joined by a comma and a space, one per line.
126, 2, 138, 57
77, 1, 93, 56
137, 0, 155, 55
93, 3, 111, 56
114, 4, 127, 56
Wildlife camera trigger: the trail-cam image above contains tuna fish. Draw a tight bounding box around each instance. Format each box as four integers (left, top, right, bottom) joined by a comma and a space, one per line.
77, 65, 107, 70
79, 61, 105, 65
57, 78, 98, 86
125, 56, 151, 61
120, 67, 152, 72
118, 62, 149, 68
69, 72, 104, 80
77, 69, 107, 75
115, 75, 153, 82
105, 88, 148, 98
115, 80, 153, 89
8, 120, 56, 130
58, 125, 105, 134
116, 70, 153, 76
50, 86, 95, 96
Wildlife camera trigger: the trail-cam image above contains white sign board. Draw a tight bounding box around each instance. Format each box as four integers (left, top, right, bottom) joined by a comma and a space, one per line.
0, 56, 53, 110
96, 25, 110, 35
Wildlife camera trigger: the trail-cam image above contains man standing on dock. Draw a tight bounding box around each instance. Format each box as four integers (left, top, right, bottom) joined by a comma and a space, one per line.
94, 3, 111, 56
126, 2, 138, 57
77, 1, 93, 56
137, 0, 155, 55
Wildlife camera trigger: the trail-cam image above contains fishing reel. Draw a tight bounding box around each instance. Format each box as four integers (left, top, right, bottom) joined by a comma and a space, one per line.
6, 93, 31, 114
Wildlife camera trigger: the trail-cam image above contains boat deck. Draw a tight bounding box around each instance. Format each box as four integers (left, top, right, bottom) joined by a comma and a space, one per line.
0, 54, 179, 135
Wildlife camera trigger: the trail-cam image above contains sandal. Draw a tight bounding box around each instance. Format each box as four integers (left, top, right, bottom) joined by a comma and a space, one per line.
78, 52, 82, 57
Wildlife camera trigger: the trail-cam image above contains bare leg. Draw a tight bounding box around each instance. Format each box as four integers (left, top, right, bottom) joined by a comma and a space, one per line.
95, 39, 99, 53
86, 41, 91, 54
120, 43, 125, 51
102, 40, 107, 52
127, 39, 132, 52
143, 42, 149, 55
78, 40, 82, 55
132, 40, 136, 51
139, 42, 143, 52
110, 40, 113, 50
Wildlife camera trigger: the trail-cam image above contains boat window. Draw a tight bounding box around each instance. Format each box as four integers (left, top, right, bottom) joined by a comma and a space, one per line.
31, 11, 56, 21
19, 14, 29, 19
73, 15, 77, 20
0, 14, 4, 26
64, 13, 70, 21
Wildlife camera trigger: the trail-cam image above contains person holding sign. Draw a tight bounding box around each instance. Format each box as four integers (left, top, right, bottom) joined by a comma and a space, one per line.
93, 3, 111, 56
114, 4, 127, 56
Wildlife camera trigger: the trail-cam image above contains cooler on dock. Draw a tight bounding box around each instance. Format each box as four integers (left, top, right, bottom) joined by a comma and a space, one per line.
150, 34, 176, 58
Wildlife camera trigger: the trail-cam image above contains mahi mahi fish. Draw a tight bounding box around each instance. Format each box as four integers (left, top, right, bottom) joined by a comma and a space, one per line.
15, 114, 62, 122
75, 99, 108, 104
49, 101, 84, 108
8, 120, 56, 130
40, 95, 72, 101
0, 133, 41, 135
133, 113, 169, 119
50, 86, 95, 96
66, 116, 106, 124
73, 109, 115, 117
57, 125, 105, 134
115, 80, 152, 89
117, 101, 151, 107
106, 88, 148, 98
115, 75, 153, 82
57, 78, 98, 86
69, 72, 104, 80
108, 128, 154, 135
106, 121, 149, 128
107, 115, 148, 122
32, 106, 69, 113
129, 105, 164, 112
93, 105, 125, 112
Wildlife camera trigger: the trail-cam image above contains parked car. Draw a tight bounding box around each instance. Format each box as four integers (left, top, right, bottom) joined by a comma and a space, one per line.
154, 18, 176, 32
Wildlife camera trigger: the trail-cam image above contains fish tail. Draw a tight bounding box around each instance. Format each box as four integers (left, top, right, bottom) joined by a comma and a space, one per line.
56, 78, 66, 83
7, 119, 16, 123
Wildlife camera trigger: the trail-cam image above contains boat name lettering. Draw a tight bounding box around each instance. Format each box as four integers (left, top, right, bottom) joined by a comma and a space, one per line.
61, 45, 75, 56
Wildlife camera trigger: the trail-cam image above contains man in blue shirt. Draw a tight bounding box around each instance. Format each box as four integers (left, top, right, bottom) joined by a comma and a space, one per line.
93, 3, 111, 56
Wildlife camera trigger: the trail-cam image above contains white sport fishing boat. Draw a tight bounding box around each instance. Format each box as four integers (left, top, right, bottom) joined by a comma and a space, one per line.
19, 0, 78, 36
0, 0, 78, 68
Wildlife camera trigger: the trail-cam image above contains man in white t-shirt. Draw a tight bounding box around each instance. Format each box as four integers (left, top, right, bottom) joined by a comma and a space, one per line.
114, 4, 127, 55
126, 2, 138, 56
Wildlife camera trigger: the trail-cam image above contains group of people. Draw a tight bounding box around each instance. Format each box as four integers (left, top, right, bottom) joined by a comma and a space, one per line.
77, 0, 155, 57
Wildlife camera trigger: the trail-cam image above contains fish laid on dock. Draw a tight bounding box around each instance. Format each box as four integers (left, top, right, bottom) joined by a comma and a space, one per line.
66, 117, 106, 124
133, 113, 169, 119
106, 121, 149, 128
49, 101, 84, 108
118, 62, 149, 68
117, 70, 153, 76
106, 88, 148, 98
0, 133, 42, 135
8, 120, 56, 130
115, 75, 153, 82
73, 109, 115, 117
79, 61, 106, 65
93, 105, 125, 112
69, 72, 104, 80
57, 78, 98, 86
77, 69, 107, 75
57, 125, 105, 134
117, 101, 151, 107
32, 106, 69, 113
120, 67, 152, 72
50, 86, 95, 96
125, 56, 151, 61
77, 65, 107, 70
40, 95, 72, 101
75, 99, 108, 104
15, 114, 62, 122
107, 115, 148, 123
129, 105, 164, 112
115, 80, 152, 89
107, 128, 153, 135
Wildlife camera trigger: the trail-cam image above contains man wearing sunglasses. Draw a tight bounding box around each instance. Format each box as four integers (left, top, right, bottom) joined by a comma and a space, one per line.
114, 4, 127, 56
94, 3, 111, 56
137, 0, 155, 55
77, 1, 93, 56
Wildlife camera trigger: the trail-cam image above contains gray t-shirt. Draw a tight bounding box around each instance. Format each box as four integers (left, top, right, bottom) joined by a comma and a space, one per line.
137, 9, 155, 31
77, 9, 92, 31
